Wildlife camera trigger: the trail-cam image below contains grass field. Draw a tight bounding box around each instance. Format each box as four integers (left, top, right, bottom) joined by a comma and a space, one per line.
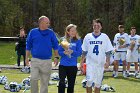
0, 41, 140, 93
0, 69, 140, 93
0, 41, 17, 65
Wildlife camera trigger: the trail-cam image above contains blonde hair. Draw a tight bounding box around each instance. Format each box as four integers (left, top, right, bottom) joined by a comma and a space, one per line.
65, 24, 80, 41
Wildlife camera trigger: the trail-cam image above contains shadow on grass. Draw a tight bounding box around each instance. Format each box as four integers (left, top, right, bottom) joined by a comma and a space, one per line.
0, 69, 30, 75
104, 75, 140, 83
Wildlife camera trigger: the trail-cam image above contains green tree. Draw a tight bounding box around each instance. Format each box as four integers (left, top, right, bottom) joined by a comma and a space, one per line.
0, 0, 23, 36
125, 0, 140, 34
0, 0, 140, 38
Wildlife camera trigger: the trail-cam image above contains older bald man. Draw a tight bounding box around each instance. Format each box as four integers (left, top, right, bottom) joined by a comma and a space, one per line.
26, 16, 59, 93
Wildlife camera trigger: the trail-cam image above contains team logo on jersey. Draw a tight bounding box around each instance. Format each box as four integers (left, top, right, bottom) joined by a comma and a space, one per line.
130, 38, 136, 41
89, 41, 102, 45
70, 43, 76, 47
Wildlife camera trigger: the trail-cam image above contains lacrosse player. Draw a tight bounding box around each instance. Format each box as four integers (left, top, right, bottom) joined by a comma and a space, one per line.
126, 27, 139, 76
136, 32, 140, 78
80, 19, 113, 93
113, 25, 130, 78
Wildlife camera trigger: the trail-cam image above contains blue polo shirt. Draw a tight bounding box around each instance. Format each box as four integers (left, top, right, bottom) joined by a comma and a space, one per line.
26, 28, 58, 59
58, 39, 82, 66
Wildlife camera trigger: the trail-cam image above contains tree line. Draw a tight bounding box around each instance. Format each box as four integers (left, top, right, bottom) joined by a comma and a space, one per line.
0, 0, 140, 40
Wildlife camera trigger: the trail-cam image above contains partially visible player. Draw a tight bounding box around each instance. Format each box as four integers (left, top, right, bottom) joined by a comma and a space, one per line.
138, 35, 140, 72
113, 25, 130, 78
80, 19, 113, 93
126, 27, 139, 76
136, 34, 140, 78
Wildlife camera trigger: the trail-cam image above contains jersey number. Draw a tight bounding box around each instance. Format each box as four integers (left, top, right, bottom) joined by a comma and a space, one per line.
93, 45, 99, 55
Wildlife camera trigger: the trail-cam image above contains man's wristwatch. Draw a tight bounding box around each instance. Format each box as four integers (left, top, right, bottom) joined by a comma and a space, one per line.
55, 56, 59, 60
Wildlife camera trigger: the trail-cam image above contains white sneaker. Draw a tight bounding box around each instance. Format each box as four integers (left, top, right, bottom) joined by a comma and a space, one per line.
112, 71, 118, 78
135, 73, 139, 77
113, 73, 118, 78
123, 73, 128, 78
125, 72, 130, 77
135, 74, 140, 79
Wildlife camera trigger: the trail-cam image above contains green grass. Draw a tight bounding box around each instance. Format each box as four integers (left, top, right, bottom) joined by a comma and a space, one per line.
0, 42, 17, 65
0, 70, 140, 93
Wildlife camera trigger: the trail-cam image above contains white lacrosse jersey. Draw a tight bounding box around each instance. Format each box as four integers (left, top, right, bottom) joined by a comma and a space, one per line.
113, 33, 130, 51
82, 33, 113, 66
138, 35, 140, 47
126, 35, 140, 62
128, 35, 139, 52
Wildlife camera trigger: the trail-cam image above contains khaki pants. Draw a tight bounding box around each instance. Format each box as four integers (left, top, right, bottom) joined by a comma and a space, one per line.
30, 58, 52, 93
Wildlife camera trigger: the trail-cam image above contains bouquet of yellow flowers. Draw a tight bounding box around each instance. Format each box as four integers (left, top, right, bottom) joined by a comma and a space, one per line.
130, 40, 135, 51
60, 39, 70, 50
138, 39, 140, 44
119, 38, 125, 45
60, 38, 71, 58
138, 39, 140, 53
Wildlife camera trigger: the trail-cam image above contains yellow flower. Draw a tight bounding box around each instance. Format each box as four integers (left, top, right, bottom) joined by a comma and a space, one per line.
60, 39, 70, 50
130, 40, 135, 50
119, 38, 125, 45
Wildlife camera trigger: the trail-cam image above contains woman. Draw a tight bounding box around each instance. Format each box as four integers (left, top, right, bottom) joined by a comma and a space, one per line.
16, 27, 27, 67
58, 24, 82, 93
